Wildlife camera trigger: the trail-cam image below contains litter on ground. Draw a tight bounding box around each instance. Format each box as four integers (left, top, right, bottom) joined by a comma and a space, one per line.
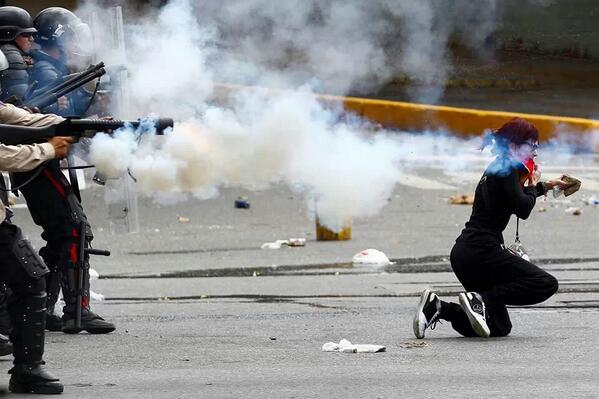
322, 339, 386, 353
448, 194, 474, 205
352, 249, 392, 266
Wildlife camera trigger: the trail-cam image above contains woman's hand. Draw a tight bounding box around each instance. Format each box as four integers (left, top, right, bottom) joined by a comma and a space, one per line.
527, 164, 541, 186
545, 177, 567, 190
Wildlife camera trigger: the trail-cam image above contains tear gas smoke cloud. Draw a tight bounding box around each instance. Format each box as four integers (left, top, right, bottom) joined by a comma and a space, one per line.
83, 0, 576, 231
89, 88, 490, 230
188, 0, 500, 102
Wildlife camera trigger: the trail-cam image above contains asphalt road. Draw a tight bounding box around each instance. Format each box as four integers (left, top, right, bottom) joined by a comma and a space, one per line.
2, 152, 598, 398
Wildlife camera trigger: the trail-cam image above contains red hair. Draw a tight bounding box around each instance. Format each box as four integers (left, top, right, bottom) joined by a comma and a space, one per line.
494, 118, 539, 145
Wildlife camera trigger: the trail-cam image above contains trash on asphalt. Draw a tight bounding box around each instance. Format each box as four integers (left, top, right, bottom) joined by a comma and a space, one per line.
448, 194, 474, 205
537, 207, 547, 212
565, 207, 582, 215
234, 196, 251, 209
288, 238, 306, 247
322, 339, 386, 353
261, 238, 307, 249
585, 196, 599, 206
261, 240, 288, 249
89, 268, 100, 280
177, 215, 190, 223
90, 290, 105, 303
352, 249, 392, 266
552, 175, 581, 197
399, 341, 429, 349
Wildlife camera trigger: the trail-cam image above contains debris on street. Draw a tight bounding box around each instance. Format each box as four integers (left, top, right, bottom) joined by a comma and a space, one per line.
322, 339, 386, 353
585, 196, 599, 206
261, 238, 307, 249
234, 196, 251, 209
565, 207, 583, 215
177, 215, 190, 223
352, 249, 392, 266
399, 341, 429, 349
288, 238, 306, 247
448, 194, 474, 205
90, 290, 105, 303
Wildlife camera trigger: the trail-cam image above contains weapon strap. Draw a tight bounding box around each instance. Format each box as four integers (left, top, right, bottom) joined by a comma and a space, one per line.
0, 165, 46, 193
82, 77, 101, 115
0, 174, 9, 206
67, 154, 82, 202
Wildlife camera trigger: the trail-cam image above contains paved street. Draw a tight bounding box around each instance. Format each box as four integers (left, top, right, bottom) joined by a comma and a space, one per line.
3, 151, 599, 398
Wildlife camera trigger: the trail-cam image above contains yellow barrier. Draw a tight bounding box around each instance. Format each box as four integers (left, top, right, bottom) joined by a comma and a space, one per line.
213, 83, 599, 141
324, 95, 599, 142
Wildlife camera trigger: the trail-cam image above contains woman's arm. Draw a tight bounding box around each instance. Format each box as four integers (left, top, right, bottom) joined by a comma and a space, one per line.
501, 168, 539, 220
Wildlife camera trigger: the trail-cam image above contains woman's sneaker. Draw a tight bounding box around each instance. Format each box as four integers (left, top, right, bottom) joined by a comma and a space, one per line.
413, 289, 441, 339
458, 292, 491, 338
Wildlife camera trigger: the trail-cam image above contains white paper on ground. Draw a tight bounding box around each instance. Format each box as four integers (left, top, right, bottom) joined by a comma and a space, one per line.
89, 268, 100, 280
352, 249, 392, 266
261, 240, 289, 249
322, 339, 386, 353
90, 290, 105, 302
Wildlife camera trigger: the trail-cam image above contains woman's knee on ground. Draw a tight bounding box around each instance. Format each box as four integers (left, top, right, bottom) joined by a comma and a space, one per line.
490, 320, 512, 337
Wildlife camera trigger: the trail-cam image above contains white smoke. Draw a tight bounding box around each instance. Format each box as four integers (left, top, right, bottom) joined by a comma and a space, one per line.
80, 0, 506, 230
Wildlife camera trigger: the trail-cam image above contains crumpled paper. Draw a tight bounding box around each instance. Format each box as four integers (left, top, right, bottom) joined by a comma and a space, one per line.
322, 339, 386, 353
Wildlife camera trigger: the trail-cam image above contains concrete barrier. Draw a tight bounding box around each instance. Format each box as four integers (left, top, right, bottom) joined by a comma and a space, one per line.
213, 83, 599, 142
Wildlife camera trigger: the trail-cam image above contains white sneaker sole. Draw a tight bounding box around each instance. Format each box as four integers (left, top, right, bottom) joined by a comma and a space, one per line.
413, 289, 431, 339
459, 293, 491, 338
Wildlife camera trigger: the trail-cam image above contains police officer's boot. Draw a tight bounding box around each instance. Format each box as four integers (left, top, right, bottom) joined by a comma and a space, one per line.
62, 309, 115, 334
61, 267, 115, 334
8, 363, 63, 394
8, 291, 63, 394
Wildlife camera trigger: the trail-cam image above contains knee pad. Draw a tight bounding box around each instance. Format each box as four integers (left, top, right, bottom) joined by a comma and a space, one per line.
11, 230, 50, 279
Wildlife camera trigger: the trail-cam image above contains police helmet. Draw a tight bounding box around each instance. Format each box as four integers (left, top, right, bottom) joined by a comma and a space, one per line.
0, 6, 37, 42
34, 7, 88, 46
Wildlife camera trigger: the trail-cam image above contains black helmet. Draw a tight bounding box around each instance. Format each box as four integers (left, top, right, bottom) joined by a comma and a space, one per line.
33, 7, 82, 45
0, 6, 37, 42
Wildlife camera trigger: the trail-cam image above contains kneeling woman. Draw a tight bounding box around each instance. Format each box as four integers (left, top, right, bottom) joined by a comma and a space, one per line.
414, 118, 565, 338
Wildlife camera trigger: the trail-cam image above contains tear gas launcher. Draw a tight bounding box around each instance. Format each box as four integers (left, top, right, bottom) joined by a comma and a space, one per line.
0, 117, 174, 146
24, 62, 107, 110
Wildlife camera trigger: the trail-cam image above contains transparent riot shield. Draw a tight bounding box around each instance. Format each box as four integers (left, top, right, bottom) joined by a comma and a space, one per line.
105, 172, 140, 234
85, 6, 139, 233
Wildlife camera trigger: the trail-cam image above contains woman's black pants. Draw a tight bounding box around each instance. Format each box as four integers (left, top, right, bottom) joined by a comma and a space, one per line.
442, 240, 559, 337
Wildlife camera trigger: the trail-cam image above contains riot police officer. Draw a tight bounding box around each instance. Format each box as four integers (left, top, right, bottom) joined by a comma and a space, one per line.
0, 49, 67, 394
0, 6, 36, 102
30, 7, 94, 116
0, 136, 70, 395
0, 7, 115, 334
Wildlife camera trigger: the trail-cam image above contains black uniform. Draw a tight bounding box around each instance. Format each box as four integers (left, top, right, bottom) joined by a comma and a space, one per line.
0, 138, 63, 393
11, 161, 94, 322
0, 43, 30, 101
30, 49, 93, 116
440, 157, 559, 337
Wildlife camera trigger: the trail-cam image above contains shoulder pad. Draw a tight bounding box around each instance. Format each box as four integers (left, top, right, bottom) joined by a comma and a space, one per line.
0, 44, 27, 70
